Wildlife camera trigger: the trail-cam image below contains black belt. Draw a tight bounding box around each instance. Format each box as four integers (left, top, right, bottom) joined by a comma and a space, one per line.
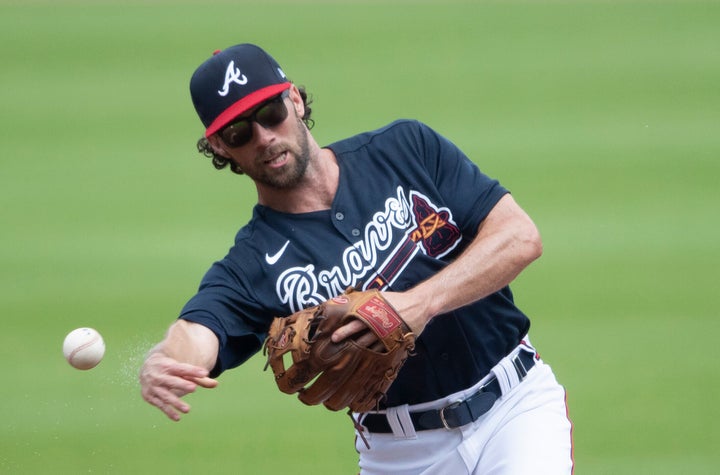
361, 349, 536, 433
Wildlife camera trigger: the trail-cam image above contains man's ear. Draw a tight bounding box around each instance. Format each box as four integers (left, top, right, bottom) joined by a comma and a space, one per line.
288, 84, 305, 118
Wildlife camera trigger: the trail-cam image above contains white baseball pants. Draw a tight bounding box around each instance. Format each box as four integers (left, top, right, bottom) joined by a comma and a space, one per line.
354, 344, 574, 474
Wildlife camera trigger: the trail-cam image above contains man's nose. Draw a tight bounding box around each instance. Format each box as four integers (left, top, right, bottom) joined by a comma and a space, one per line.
251, 120, 276, 146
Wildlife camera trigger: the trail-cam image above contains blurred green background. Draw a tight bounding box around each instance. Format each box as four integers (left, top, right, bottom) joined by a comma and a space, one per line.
1, 1, 718, 473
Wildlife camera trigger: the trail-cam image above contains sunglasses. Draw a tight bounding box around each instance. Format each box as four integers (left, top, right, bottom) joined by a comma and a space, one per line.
219, 90, 290, 148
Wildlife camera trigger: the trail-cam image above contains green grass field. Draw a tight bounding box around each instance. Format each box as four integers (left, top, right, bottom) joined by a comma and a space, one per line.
1, 1, 718, 473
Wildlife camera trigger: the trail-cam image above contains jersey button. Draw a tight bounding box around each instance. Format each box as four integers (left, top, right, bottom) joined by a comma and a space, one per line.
351, 228, 360, 237
335, 212, 344, 221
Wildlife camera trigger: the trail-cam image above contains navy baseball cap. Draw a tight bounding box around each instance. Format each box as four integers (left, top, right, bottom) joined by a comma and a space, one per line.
190, 44, 292, 138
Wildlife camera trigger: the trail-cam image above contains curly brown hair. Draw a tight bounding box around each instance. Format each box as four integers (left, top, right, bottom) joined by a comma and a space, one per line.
196, 85, 314, 175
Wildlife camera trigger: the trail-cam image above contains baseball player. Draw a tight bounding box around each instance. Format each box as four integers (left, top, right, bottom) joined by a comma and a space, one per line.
140, 43, 574, 474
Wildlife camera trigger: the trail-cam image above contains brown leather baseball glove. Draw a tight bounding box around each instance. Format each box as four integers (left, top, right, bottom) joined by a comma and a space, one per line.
263, 288, 415, 413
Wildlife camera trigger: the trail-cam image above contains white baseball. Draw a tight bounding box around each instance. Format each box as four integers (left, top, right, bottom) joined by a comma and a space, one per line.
63, 328, 106, 370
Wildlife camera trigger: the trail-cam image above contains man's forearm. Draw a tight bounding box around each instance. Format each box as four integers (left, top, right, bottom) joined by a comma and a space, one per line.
388, 194, 542, 334
151, 319, 220, 371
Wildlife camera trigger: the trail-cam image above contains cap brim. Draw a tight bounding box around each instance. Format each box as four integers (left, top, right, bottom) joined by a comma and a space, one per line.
205, 82, 292, 138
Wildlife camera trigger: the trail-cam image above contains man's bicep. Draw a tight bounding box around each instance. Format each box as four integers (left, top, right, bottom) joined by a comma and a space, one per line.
478, 194, 535, 232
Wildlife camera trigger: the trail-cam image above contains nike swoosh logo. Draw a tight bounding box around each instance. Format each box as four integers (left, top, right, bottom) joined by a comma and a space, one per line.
265, 240, 290, 265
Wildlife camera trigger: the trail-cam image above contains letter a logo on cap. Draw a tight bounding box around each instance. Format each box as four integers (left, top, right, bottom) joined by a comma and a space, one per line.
191, 44, 292, 136
218, 60, 248, 96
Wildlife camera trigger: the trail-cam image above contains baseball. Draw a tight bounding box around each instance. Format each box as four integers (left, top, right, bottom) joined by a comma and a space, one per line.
63, 327, 105, 370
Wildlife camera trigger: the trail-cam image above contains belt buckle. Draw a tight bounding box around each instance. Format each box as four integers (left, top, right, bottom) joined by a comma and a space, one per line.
439, 400, 462, 430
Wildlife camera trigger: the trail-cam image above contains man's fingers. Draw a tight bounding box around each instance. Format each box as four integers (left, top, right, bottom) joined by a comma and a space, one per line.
173, 362, 211, 380
354, 330, 385, 351
143, 386, 191, 421
331, 321, 385, 351
189, 376, 219, 388
139, 355, 217, 421
331, 319, 367, 343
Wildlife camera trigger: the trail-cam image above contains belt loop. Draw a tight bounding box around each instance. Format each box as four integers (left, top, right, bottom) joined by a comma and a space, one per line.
386, 405, 417, 439
512, 353, 528, 378
492, 353, 522, 395
492, 347, 537, 397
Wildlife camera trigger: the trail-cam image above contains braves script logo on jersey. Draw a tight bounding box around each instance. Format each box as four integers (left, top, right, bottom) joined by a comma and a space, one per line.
276, 187, 461, 312
218, 61, 248, 96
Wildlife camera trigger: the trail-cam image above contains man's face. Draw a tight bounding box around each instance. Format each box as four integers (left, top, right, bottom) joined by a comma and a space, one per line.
211, 88, 311, 190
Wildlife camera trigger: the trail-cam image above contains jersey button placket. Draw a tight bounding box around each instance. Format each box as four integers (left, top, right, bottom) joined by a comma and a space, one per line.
333, 212, 349, 239
333, 210, 363, 246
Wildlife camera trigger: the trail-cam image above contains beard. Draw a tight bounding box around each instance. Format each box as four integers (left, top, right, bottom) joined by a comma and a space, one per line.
246, 116, 312, 190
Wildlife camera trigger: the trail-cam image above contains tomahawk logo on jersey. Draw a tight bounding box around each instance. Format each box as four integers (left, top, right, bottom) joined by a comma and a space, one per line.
366, 191, 461, 290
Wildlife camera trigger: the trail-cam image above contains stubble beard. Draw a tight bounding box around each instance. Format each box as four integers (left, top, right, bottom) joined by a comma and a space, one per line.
251, 116, 312, 190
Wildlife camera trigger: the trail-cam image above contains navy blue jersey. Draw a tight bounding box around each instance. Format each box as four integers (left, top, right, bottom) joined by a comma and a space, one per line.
180, 120, 531, 406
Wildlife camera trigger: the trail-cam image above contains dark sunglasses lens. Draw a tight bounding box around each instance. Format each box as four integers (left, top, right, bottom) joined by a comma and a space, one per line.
255, 100, 288, 128
220, 95, 288, 148
221, 121, 252, 147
